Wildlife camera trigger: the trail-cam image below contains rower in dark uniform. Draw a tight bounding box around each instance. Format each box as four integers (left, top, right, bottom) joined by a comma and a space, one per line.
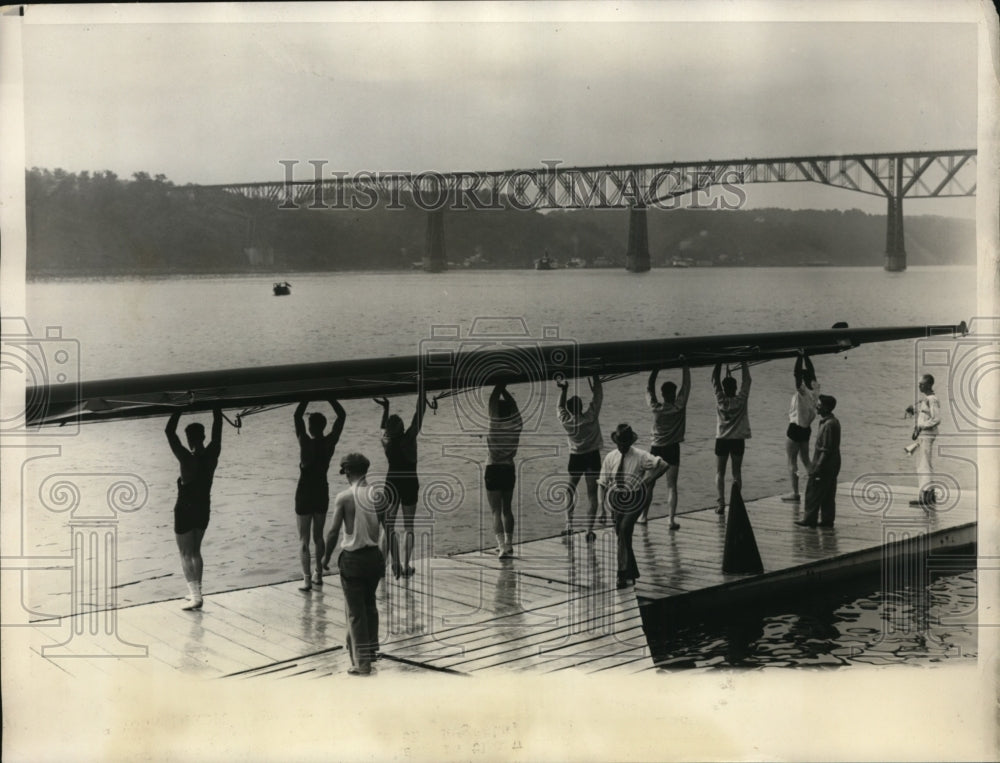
293, 399, 346, 591
166, 407, 223, 610
375, 378, 427, 579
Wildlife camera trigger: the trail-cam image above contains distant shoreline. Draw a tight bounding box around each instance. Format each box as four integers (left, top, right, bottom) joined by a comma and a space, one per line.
25, 263, 976, 283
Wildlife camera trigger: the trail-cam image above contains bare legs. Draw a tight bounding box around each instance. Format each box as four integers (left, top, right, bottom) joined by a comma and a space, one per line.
297, 512, 327, 590
176, 528, 206, 609
487, 489, 515, 557
716, 451, 743, 513
783, 438, 811, 501
564, 473, 582, 532
663, 464, 679, 528
565, 473, 600, 535
382, 501, 417, 577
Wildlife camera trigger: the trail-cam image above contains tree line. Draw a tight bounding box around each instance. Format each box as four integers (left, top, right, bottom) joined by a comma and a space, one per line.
25, 167, 976, 276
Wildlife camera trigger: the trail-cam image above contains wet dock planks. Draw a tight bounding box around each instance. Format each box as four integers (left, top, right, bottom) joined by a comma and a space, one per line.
25, 482, 976, 679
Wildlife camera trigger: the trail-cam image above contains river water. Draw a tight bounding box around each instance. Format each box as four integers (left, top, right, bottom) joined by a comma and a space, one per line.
21, 265, 980, 665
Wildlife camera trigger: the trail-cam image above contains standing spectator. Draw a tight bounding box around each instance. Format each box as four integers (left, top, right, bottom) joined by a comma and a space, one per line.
324, 452, 384, 676
795, 395, 842, 528
906, 374, 941, 507
598, 424, 669, 589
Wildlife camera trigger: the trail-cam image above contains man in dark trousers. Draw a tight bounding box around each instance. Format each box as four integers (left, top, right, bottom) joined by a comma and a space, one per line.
324, 452, 385, 676
795, 395, 841, 528
598, 424, 669, 589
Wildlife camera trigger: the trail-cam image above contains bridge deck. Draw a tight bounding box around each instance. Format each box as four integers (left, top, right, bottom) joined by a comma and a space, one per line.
24, 482, 975, 680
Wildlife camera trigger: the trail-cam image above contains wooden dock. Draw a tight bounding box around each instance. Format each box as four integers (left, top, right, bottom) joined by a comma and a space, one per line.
25, 482, 976, 679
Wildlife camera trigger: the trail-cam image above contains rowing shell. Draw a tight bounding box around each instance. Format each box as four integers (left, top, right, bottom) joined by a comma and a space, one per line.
24, 322, 967, 427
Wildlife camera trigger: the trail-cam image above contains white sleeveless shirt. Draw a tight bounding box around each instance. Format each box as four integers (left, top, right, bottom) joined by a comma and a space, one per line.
339, 482, 382, 551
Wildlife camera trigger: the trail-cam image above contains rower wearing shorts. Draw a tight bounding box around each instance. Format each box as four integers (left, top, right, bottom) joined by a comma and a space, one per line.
293, 399, 346, 591
376, 383, 427, 578
712, 362, 751, 515
556, 375, 603, 540
781, 353, 820, 503
485, 384, 522, 558
644, 360, 690, 529
166, 408, 223, 611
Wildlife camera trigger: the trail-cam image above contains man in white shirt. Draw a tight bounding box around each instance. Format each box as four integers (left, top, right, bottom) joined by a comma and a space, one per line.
598, 424, 669, 589
323, 452, 385, 676
781, 353, 820, 503
906, 374, 941, 507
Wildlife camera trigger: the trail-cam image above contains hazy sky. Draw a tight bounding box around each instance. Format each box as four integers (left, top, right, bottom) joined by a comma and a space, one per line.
18, 4, 982, 216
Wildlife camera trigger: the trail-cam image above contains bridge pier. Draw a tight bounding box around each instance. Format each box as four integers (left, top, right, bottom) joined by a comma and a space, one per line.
423, 209, 447, 273
625, 205, 650, 273
884, 195, 906, 272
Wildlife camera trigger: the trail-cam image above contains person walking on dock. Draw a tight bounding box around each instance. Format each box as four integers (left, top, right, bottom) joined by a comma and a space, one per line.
906, 374, 941, 507
166, 407, 223, 611
486, 384, 523, 558
781, 352, 821, 503
712, 361, 751, 515
598, 424, 669, 589
556, 375, 604, 539
293, 399, 346, 591
795, 395, 841, 528
643, 360, 691, 529
375, 381, 427, 578
323, 452, 385, 676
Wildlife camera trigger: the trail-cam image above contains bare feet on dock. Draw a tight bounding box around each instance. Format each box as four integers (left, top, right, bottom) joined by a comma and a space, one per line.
181, 597, 203, 611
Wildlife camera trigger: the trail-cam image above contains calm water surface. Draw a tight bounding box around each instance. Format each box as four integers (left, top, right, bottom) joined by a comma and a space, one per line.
23, 266, 979, 665
646, 567, 977, 669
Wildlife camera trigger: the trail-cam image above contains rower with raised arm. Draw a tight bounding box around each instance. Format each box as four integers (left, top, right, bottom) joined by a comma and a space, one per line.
375, 377, 427, 578
711, 361, 751, 515
556, 374, 604, 540
485, 384, 523, 558
165, 407, 223, 611
293, 398, 346, 591
644, 358, 690, 529
781, 352, 820, 504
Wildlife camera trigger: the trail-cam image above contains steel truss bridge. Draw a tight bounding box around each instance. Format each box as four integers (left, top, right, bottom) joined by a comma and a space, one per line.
200, 149, 976, 272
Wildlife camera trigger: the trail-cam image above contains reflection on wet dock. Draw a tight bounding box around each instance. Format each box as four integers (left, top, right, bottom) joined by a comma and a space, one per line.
25, 482, 976, 679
